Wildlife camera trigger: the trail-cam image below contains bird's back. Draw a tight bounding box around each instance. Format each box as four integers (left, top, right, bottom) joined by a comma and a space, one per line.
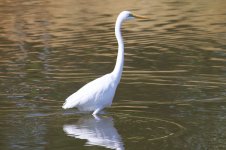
62, 73, 117, 111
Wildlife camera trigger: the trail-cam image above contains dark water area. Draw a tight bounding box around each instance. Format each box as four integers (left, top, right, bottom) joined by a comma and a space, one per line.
0, 0, 226, 149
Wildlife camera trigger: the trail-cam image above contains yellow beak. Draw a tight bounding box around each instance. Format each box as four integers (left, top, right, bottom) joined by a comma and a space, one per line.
132, 13, 148, 19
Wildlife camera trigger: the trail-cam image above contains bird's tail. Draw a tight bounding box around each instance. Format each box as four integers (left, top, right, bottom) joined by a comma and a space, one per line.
62, 98, 79, 109
62, 102, 68, 109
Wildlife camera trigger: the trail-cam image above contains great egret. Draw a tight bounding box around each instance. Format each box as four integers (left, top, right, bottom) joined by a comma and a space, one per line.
62, 11, 146, 115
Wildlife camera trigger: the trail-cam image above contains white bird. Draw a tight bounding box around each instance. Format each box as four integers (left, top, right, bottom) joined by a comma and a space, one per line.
62, 11, 147, 116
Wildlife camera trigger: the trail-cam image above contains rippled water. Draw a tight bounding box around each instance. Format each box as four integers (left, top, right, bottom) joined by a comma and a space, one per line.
1, 0, 226, 149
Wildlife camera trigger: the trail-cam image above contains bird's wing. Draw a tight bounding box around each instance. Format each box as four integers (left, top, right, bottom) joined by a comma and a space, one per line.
62, 73, 114, 110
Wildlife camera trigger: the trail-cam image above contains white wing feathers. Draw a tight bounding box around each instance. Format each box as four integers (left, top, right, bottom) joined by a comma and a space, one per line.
62, 74, 116, 111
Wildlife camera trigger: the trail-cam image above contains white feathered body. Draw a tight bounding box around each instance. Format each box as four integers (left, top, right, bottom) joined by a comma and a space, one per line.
62, 11, 136, 115
62, 73, 118, 111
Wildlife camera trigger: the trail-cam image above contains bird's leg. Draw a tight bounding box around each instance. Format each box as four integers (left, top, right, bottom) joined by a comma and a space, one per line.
92, 108, 102, 116
92, 108, 104, 121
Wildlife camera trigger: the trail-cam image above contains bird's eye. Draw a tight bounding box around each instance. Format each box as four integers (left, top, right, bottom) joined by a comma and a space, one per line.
127, 14, 135, 19
128, 14, 134, 18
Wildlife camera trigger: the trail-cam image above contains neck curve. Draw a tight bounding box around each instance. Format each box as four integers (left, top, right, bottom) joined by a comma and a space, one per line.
112, 16, 124, 85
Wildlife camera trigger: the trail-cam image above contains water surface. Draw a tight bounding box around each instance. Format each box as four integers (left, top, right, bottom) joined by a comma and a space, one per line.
1, 0, 226, 149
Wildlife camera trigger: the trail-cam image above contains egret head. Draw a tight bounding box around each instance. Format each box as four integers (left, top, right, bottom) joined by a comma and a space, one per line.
119, 11, 148, 21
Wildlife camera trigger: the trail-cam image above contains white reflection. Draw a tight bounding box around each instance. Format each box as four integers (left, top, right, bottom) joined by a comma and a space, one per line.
63, 115, 124, 150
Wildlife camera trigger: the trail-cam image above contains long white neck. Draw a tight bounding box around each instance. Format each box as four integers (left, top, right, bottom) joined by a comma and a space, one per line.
112, 16, 124, 85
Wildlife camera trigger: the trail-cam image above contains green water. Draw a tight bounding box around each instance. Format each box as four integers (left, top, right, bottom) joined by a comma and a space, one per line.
0, 0, 226, 149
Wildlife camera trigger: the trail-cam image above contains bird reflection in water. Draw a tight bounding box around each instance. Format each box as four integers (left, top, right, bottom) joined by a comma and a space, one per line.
63, 115, 124, 150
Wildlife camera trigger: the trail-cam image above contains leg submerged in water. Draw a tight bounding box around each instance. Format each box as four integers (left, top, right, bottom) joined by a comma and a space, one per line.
92, 108, 102, 116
